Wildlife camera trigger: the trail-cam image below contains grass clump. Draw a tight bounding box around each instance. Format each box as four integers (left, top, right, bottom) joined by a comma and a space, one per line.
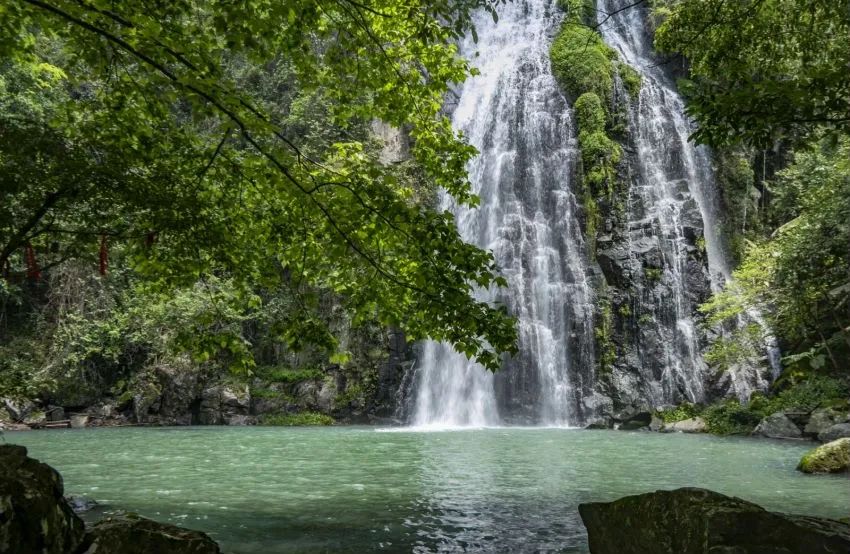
254, 366, 323, 384
260, 411, 334, 426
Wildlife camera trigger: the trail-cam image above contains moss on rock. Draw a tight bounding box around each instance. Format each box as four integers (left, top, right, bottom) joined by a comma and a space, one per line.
797, 438, 850, 474
550, 25, 616, 103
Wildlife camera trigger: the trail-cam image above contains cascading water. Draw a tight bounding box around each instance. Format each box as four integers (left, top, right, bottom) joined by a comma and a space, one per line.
408, 0, 597, 428
596, 0, 770, 402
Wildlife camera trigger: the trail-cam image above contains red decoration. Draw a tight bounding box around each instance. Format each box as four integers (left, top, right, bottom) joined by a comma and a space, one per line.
99, 235, 108, 276
25, 243, 41, 281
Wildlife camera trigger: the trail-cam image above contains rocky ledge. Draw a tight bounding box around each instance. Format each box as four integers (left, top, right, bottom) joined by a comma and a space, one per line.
579, 487, 850, 554
0, 444, 221, 554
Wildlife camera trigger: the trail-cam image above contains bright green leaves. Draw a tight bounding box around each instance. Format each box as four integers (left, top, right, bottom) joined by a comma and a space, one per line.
655, 0, 850, 147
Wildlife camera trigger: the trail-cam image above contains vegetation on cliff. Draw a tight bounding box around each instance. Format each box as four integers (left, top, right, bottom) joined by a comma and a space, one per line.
653, 0, 850, 386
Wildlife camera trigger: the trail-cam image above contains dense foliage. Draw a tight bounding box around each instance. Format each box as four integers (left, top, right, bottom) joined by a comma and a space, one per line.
0, 0, 520, 405
654, 0, 849, 386
654, 0, 850, 147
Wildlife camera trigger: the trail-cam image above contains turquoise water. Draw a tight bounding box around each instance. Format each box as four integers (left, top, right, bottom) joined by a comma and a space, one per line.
7, 427, 849, 552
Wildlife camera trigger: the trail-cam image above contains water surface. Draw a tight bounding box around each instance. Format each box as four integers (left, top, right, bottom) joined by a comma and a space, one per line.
8, 427, 848, 553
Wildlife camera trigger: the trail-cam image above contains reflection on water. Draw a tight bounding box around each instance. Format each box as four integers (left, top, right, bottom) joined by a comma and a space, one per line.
8, 427, 849, 553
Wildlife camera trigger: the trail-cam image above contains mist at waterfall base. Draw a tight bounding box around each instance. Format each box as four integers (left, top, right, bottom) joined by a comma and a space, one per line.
407, 0, 772, 429
11, 427, 849, 554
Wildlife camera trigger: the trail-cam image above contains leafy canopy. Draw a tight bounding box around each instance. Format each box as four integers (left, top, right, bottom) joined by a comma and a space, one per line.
655, 0, 850, 146
0, 0, 518, 369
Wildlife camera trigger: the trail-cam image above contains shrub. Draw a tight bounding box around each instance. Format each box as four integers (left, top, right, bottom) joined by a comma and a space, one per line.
260, 411, 334, 426
254, 366, 323, 384
657, 402, 702, 423
702, 401, 762, 435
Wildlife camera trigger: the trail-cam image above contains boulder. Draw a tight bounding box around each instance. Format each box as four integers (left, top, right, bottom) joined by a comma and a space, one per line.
579, 487, 850, 554
819, 423, 850, 443
648, 415, 664, 432
752, 412, 802, 439
0, 445, 86, 553
662, 417, 707, 433
70, 414, 90, 429
82, 514, 221, 554
798, 438, 850, 474
803, 409, 843, 438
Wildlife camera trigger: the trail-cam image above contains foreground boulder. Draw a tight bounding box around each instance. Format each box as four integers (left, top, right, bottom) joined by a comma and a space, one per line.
798, 438, 850, 474
0, 445, 86, 553
82, 514, 221, 554
579, 487, 850, 554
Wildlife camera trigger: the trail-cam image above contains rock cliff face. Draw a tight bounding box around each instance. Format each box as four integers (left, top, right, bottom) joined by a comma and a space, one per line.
1, 326, 411, 429
579, 487, 850, 554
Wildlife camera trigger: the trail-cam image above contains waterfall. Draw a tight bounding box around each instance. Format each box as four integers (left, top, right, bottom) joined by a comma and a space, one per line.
408, 0, 596, 428
596, 0, 770, 402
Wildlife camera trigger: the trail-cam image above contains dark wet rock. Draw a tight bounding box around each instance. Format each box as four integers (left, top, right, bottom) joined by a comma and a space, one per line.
66, 495, 99, 513
798, 438, 850, 474
46, 405, 66, 422
579, 487, 850, 554
618, 411, 652, 430
585, 420, 612, 430
752, 412, 802, 439
0, 444, 86, 554
82, 514, 221, 554
819, 423, 850, 443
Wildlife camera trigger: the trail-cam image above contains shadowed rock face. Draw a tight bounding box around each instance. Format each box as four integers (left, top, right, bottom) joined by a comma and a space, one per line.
82, 514, 221, 554
0, 444, 86, 554
579, 487, 850, 554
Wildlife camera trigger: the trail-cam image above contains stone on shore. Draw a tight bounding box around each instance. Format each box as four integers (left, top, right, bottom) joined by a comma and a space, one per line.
752, 412, 802, 439
579, 487, 850, 554
818, 423, 850, 443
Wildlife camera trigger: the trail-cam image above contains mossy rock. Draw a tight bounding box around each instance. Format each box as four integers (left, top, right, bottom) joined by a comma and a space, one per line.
574, 92, 606, 133
550, 25, 616, 103
557, 0, 596, 26
797, 438, 850, 474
